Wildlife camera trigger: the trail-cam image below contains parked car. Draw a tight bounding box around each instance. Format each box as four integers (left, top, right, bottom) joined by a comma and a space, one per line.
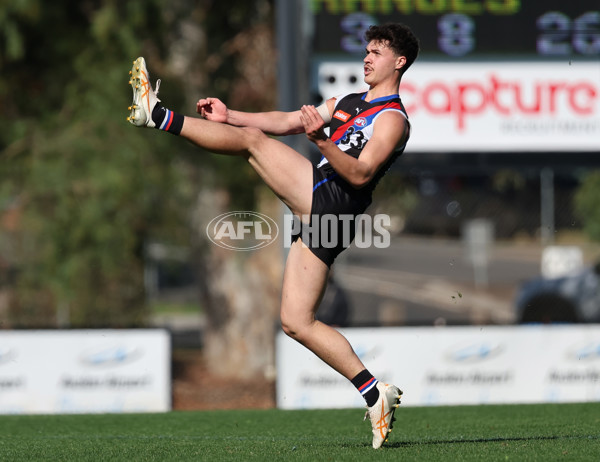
515, 261, 600, 323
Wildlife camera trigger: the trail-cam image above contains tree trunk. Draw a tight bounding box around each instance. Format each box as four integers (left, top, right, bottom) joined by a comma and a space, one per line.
163, 0, 280, 380
195, 188, 283, 380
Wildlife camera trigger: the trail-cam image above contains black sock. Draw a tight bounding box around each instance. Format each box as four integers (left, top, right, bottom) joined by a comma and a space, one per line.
351, 369, 380, 407
152, 104, 184, 135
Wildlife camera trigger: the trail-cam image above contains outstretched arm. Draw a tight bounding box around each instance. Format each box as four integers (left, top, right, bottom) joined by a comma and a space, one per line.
197, 97, 305, 136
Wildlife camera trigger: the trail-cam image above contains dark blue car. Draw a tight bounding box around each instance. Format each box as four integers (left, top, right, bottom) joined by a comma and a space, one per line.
515, 262, 600, 323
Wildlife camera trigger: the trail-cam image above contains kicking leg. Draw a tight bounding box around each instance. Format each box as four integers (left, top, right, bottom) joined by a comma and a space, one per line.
128, 57, 313, 217
180, 117, 313, 217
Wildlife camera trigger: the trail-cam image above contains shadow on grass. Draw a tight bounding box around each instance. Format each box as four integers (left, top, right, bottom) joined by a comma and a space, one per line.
386, 433, 600, 448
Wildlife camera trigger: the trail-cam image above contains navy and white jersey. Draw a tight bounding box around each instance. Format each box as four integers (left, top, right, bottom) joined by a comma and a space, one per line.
317, 92, 409, 194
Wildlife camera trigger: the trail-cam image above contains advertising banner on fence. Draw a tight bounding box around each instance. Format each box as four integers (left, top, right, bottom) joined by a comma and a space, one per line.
276, 325, 600, 409
0, 329, 170, 414
316, 61, 600, 152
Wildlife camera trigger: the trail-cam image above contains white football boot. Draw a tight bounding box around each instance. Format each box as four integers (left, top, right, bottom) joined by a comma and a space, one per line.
127, 57, 161, 127
364, 382, 402, 449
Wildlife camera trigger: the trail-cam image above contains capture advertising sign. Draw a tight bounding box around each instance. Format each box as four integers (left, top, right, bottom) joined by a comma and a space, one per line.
276, 325, 600, 409
316, 61, 600, 152
0, 330, 170, 414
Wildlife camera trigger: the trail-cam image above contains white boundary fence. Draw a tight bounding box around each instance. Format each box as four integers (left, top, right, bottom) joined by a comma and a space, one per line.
277, 325, 600, 409
0, 329, 171, 414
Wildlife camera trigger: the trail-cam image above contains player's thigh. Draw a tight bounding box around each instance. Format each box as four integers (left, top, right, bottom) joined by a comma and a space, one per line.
244, 128, 314, 217
280, 239, 329, 329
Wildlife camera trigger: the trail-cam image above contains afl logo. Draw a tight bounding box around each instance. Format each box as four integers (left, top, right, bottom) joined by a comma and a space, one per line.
355, 117, 367, 128
207, 211, 279, 251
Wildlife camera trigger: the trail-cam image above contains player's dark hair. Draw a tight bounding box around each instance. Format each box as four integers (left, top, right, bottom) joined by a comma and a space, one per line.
365, 23, 420, 73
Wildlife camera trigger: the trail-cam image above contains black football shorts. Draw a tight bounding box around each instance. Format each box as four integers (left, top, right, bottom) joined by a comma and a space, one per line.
290, 164, 371, 267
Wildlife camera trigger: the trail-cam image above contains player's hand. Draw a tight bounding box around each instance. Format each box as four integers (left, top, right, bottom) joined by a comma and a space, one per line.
300, 105, 327, 144
197, 97, 228, 123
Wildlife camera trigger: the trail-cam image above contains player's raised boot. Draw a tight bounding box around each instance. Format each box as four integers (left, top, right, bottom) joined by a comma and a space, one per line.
127, 57, 161, 127
364, 382, 402, 449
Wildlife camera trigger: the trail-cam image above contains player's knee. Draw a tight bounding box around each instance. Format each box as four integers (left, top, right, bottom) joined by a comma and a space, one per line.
280, 314, 298, 339
280, 320, 295, 339
240, 126, 267, 149
280, 311, 312, 342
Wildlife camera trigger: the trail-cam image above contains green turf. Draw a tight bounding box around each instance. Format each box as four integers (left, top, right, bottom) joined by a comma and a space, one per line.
0, 403, 598, 461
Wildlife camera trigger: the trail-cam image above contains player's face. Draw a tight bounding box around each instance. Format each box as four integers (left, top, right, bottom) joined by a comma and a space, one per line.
363, 40, 401, 86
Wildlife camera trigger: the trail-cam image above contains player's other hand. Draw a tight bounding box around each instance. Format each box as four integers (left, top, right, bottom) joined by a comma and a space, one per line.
197, 97, 228, 123
300, 105, 327, 143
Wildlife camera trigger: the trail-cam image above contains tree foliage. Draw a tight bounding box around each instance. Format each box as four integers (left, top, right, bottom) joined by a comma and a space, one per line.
575, 171, 600, 243
0, 1, 201, 327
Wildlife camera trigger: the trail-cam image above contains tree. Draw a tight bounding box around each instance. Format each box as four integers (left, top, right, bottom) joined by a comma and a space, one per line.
0, 1, 196, 326
0, 0, 282, 380
161, 0, 283, 379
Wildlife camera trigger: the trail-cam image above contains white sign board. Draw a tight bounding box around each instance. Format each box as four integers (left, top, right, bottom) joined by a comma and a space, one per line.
277, 325, 600, 409
0, 330, 171, 414
541, 245, 584, 279
316, 61, 600, 152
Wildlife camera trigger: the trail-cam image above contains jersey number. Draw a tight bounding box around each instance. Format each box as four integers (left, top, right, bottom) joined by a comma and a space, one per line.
340, 127, 365, 149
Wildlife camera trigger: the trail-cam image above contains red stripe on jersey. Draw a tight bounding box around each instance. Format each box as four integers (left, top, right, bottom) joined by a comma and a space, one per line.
330, 101, 403, 143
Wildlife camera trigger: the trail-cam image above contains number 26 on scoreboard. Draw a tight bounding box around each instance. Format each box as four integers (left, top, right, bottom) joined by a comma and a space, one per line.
537, 11, 600, 56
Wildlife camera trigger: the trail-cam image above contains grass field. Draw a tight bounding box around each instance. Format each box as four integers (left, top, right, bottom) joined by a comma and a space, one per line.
0, 402, 598, 461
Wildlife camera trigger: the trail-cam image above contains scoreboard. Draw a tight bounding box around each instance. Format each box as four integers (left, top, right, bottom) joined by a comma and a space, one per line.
308, 0, 600, 152
309, 1, 600, 59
